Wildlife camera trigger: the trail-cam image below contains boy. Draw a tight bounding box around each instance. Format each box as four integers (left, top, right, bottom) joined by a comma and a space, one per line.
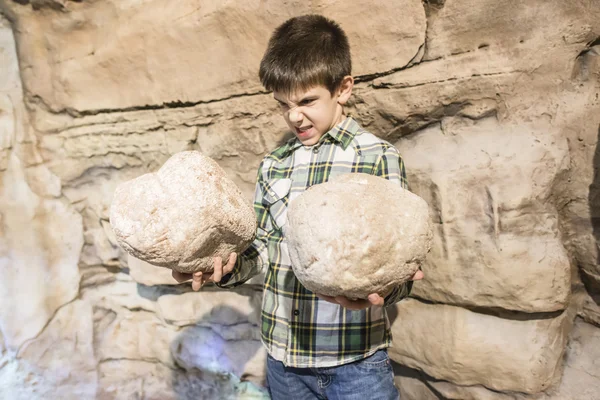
174, 14, 423, 399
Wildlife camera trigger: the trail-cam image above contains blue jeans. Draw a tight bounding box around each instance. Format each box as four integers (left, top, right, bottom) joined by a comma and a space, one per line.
266, 349, 399, 400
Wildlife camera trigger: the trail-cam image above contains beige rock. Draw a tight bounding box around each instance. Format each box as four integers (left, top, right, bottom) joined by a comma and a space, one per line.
0, 18, 83, 350
157, 288, 261, 327
98, 359, 268, 400
580, 290, 600, 327
171, 325, 265, 384
542, 318, 600, 400
110, 150, 256, 274
1, 1, 600, 399
94, 306, 179, 368
396, 318, 600, 400
81, 274, 161, 314
286, 173, 432, 299
389, 299, 570, 394
0, 301, 97, 400
395, 118, 571, 313
127, 254, 181, 287
393, 364, 440, 400
5, 0, 425, 113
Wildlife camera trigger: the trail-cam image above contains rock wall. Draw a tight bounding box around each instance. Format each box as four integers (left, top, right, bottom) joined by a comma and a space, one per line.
0, 0, 599, 399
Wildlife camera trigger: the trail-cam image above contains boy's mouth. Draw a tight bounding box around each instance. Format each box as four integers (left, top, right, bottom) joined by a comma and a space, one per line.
295, 126, 314, 138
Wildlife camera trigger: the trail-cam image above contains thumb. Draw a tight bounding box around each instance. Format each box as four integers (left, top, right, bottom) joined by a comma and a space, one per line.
191, 272, 203, 291
368, 293, 384, 307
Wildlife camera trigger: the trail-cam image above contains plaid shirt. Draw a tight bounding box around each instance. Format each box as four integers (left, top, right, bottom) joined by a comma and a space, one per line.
217, 116, 412, 368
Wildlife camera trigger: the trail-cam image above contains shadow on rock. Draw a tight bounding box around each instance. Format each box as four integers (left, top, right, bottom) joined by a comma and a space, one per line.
587, 123, 600, 306
169, 304, 269, 399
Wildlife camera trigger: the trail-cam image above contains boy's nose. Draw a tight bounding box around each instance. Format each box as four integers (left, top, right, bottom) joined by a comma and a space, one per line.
288, 109, 303, 124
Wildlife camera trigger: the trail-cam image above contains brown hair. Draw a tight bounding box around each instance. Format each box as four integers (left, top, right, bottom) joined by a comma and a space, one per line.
259, 15, 351, 95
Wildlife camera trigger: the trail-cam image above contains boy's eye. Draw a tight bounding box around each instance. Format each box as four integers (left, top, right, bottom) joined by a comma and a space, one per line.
300, 99, 315, 106
277, 102, 289, 109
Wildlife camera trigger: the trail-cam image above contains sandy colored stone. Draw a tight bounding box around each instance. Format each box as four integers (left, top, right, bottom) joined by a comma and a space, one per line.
110, 150, 256, 274
396, 318, 600, 400
389, 299, 570, 394
94, 306, 179, 368
394, 118, 571, 313
127, 254, 181, 286
0, 301, 97, 400
542, 318, 600, 400
157, 288, 261, 327
0, 18, 83, 350
171, 325, 266, 385
98, 359, 269, 400
286, 173, 432, 299
4, 0, 425, 113
580, 289, 600, 327
1, 1, 600, 399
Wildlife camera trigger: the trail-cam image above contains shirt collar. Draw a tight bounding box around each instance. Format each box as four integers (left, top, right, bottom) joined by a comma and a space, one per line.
274, 116, 359, 160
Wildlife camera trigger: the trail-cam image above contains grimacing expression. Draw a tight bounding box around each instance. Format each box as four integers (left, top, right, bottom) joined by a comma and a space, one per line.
273, 78, 353, 146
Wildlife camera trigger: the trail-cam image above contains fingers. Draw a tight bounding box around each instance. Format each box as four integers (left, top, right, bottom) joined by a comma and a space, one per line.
367, 293, 385, 307
410, 270, 425, 281
224, 253, 237, 275
173, 253, 239, 291
172, 270, 192, 283
191, 271, 203, 292
212, 256, 223, 283
334, 296, 370, 311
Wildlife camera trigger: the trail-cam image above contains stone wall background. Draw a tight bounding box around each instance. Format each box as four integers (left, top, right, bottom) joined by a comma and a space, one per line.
0, 0, 599, 399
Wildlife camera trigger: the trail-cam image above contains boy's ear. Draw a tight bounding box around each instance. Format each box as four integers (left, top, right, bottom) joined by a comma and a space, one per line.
336, 75, 354, 105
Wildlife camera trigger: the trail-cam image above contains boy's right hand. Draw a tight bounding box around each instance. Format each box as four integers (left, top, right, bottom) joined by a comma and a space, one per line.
171, 253, 238, 291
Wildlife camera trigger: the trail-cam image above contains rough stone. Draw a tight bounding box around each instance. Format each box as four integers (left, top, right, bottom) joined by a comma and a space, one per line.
0, 301, 97, 400
580, 289, 600, 327
127, 254, 181, 287
544, 318, 600, 400
157, 288, 261, 327
0, 17, 83, 351
395, 118, 571, 313
0, 0, 600, 398
97, 359, 269, 400
171, 325, 266, 385
389, 299, 571, 394
3, 0, 425, 113
110, 150, 256, 274
395, 318, 600, 400
286, 173, 433, 299
93, 306, 179, 368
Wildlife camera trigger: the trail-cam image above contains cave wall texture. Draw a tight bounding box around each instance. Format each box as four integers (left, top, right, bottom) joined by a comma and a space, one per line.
0, 0, 599, 399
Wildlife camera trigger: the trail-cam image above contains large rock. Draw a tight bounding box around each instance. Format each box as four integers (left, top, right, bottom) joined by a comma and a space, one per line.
171, 325, 266, 386
286, 173, 432, 299
389, 299, 571, 394
156, 287, 261, 327
110, 151, 256, 274
3, 0, 425, 113
395, 118, 571, 313
0, 17, 83, 350
0, 301, 97, 400
395, 318, 600, 400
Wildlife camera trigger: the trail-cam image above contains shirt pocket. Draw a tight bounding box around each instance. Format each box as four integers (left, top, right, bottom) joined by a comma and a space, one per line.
263, 178, 292, 230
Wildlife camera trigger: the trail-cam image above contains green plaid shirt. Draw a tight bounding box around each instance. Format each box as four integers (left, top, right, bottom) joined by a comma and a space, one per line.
217, 116, 412, 368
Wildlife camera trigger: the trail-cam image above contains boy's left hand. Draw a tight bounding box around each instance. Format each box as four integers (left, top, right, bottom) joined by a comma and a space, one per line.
316, 269, 424, 311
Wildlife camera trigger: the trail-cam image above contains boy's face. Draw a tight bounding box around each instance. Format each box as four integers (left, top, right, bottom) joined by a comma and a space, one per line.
273, 77, 353, 146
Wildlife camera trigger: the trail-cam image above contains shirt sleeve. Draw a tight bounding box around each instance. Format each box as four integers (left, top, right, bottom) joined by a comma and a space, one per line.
373, 145, 413, 306
215, 160, 271, 288
373, 145, 408, 189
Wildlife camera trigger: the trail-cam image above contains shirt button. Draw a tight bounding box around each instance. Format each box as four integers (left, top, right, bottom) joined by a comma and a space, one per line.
293, 310, 300, 316
312, 147, 319, 154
